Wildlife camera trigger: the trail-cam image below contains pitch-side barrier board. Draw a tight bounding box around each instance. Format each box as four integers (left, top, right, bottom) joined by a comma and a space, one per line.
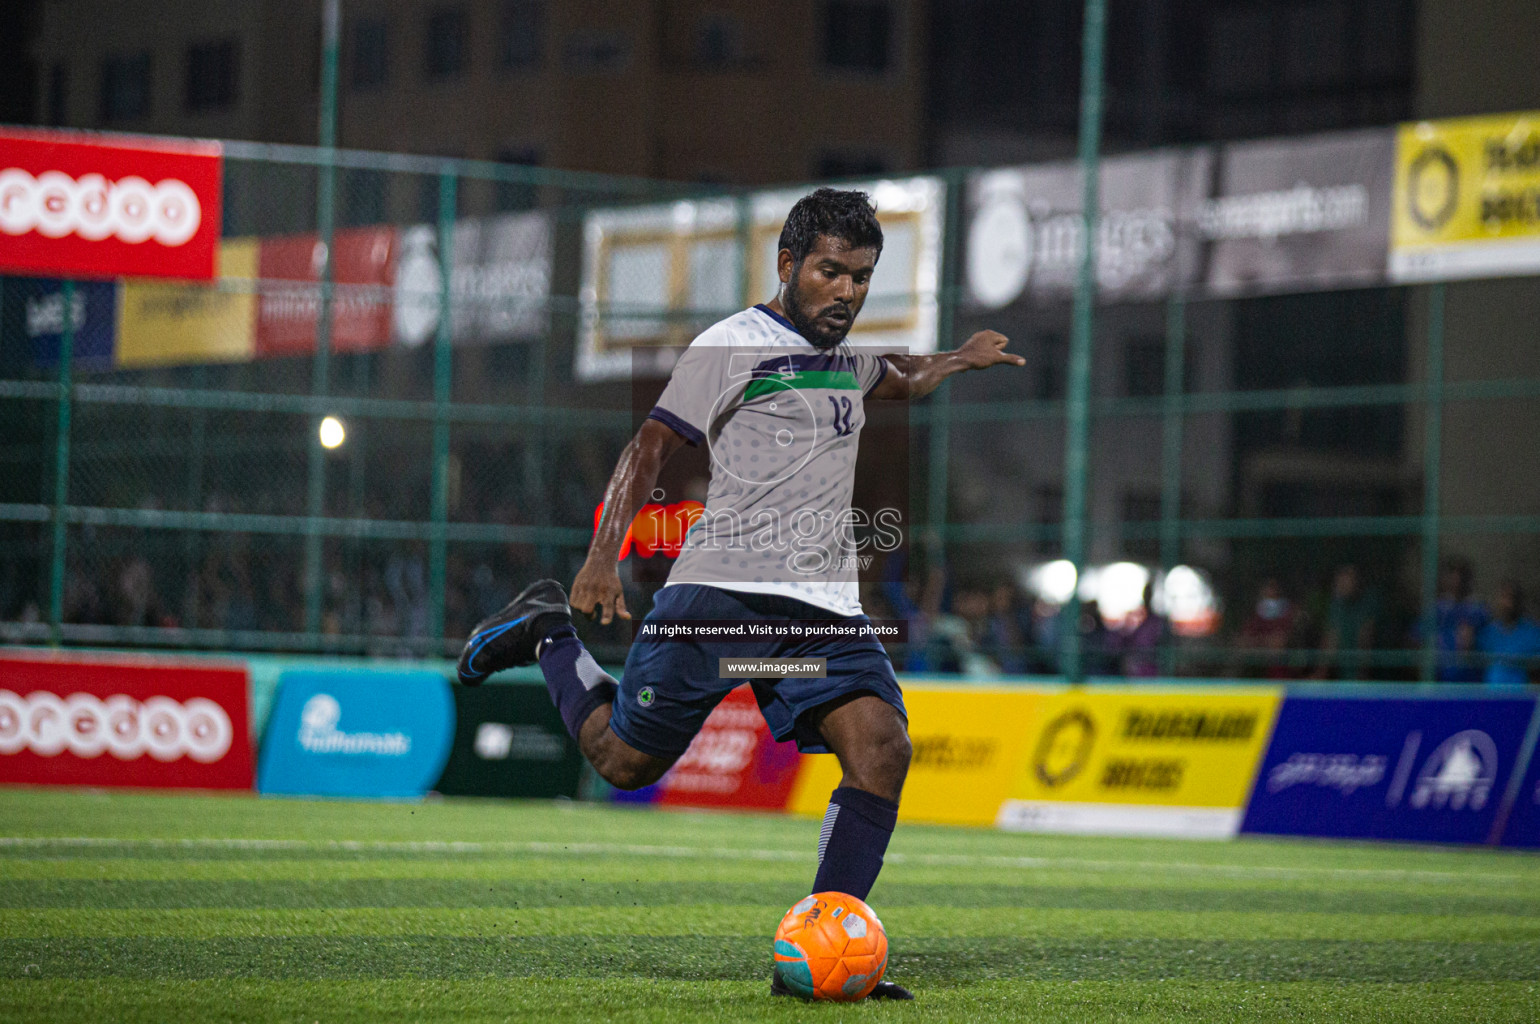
256, 670, 456, 799
255, 670, 585, 801
0, 651, 583, 801
624, 681, 1540, 848
1242, 691, 1540, 845
616, 682, 1282, 838
0, 650, 252, 789
5, 650, 1537, 848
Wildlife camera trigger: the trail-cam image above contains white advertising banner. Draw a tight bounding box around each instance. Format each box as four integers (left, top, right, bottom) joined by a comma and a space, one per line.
392, 210, 552, 349
1200, 128, 1393, 295
965, 129, 1395, 305
577, 177, 943, 381
966, 149, 1211, 308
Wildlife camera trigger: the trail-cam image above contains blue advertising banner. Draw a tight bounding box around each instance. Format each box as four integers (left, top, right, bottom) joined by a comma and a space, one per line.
0, 276, 117, 369
1241, 694, 1538, 844
256, 670, 455, 799
1496, 724, 1540, 848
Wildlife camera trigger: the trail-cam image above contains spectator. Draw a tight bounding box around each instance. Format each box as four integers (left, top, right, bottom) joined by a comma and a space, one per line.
364, 565, 398, 638
1313, 564, 1379, 681
62, 567, 103, 625
114, 556, 171, 628
1114, 581, 1166, 678
1027, 596, 1064, 675
923, 613, 969, 674
1416, 557, 1487, 682
226, 567, 259, 633
1237, 578, 1299, 679
951, 587, 1000, 677
978, 582, 1028, 674
881, 548, 953, 672
1476, 580, 1540, 685
469, 560, 515, 622
1080, 599, 1116, 676
384, 544, 429, 639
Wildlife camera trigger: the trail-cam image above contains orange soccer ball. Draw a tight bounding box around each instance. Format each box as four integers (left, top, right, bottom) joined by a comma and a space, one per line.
772, 892, 888, 1001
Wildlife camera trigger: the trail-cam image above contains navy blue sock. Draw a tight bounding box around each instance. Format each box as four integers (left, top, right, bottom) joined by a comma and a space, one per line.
536, 625, 617, 741
811, 786, 899, 901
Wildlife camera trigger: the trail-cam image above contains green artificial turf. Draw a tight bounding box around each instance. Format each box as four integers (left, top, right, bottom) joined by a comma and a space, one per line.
1, 789, 1537, 1022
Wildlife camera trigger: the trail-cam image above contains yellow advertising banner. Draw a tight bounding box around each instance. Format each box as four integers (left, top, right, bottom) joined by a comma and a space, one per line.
788, 685, 1046, 827
116, 238, 258, 368
996, 688, 1282, 838
1391, 112, 1540, 281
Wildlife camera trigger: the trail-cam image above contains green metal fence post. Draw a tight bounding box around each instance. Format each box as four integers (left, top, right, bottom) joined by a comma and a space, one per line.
346, 353, 371, 636
47, 280, 76, 644
524, 190, 556, 575
182, 364, 208, 630
926, 169, 963, 566
1420, 283, 1446, 682
1060, 0, 1109, 683
1159, 293, 1187, 676
428, 170, 458, 651
303, 0, 342, 636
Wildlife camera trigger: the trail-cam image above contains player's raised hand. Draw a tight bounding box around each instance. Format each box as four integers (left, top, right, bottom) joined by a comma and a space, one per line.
956, 330, 1024, 370
570, 559, 631, 624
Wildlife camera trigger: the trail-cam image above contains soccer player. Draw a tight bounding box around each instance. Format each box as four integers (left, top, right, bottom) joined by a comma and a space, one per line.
458, 187, 1023, 1000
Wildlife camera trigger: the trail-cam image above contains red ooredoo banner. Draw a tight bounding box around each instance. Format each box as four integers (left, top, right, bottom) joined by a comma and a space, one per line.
256, 226, 398, 356
0, 651, 253, 790
655, 685, 804, 810
0, 128, 222, 281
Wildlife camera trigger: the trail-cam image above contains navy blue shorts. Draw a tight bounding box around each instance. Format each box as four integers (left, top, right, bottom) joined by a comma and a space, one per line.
609, 583, 906, 759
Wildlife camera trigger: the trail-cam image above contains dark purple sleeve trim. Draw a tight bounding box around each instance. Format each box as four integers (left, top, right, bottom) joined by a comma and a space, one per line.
753, 303, 800, 334
864, 356, 890, 398
646, 405, 705, 447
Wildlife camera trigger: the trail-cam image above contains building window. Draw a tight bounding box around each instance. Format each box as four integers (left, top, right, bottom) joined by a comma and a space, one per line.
1121, 491, 1163, 561
46, 63, 69, 126
418, 175, 440, 224
1205, 6, 1271, 98
494, 147, 541, 211
1034, 331, 1067, 400
1356, 0, 1411, 82
815, 152, 890, 179
185, 40, 239, 112
562, 30, 632, 73
823, 0, 893, 73
1282, 1, 1347, 88
425, 6, 468, 81
100, 52, 151, 123
694, 12, 749, 69
1034, 484, 1064, 554
417, 168, 468, 222
342, 168, 388, 227
500, 1, 545, 71
1123, 335, 1166, 398
350, 17, 389, 91
1124, 334, 1198, 397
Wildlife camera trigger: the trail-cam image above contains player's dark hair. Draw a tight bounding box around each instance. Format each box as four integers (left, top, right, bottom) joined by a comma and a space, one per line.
778, 188, 884, 265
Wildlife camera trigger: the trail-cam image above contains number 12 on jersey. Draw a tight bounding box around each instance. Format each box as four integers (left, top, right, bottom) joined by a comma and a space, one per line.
828, 395, 854, 437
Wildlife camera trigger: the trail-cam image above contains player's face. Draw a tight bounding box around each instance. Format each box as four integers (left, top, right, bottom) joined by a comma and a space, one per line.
780, 235, 878, 349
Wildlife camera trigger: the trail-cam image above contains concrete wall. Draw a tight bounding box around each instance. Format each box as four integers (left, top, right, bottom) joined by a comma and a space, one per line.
33, 0, 925, 186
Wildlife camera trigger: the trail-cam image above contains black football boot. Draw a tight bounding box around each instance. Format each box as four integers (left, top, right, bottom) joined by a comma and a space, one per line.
456, 578, 572, 685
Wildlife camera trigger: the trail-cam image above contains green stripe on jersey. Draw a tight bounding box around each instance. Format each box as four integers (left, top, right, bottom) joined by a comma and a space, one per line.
742, 371, 860, 401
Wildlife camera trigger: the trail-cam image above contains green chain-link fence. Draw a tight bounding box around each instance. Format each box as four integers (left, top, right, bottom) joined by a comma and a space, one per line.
2, 135, 1539, 681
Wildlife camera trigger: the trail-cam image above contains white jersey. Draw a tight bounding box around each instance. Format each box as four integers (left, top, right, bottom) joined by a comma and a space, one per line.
647, 305, 890, 616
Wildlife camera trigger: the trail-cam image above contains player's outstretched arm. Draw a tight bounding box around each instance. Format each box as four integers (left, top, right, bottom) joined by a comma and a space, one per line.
868, 329, 1024, 400
570, 419, 688, 624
